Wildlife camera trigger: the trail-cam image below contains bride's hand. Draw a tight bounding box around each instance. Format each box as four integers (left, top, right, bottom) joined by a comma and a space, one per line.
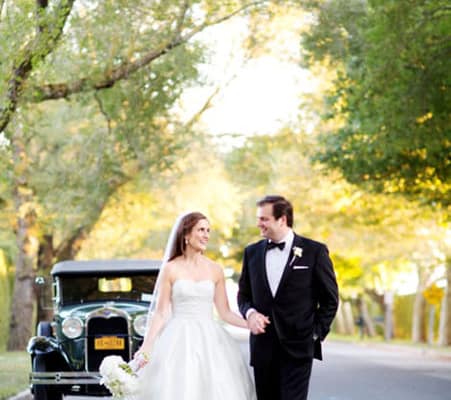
247, 311, 270, 335
133, 350, 150, 369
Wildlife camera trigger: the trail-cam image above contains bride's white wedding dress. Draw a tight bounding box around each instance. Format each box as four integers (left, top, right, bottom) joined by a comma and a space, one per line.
138, 279, 256, 400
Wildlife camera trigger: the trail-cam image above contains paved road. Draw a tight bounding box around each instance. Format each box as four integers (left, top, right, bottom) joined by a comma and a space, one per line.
234, 331, 451, 400
308, 341, 451, 400
27, 331, 451, 400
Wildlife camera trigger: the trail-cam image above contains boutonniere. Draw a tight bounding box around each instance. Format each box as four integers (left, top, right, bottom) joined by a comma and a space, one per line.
293, 246, 303, 258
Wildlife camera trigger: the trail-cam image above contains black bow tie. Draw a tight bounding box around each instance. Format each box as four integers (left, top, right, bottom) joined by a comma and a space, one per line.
267, 241, 285, 251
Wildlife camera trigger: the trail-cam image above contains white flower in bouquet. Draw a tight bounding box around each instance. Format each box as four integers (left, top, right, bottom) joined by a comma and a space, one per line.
99, 355, 139, 398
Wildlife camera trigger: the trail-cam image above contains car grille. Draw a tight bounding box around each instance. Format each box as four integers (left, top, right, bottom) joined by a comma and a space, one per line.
86, 316, 129, 371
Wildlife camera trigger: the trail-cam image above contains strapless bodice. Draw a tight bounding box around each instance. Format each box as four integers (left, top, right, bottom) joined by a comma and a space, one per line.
139, 278, 257, 400
171, 279, 215, 320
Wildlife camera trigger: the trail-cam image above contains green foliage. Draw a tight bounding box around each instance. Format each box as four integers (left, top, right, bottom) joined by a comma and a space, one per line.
0, 164, 15, 262
301, 0, 450, 206
0, 2, 35, 98
0, 1, 269, 348
79, 137, 243, 270
0, 251, 11, 351
0, 0, 261, 263
331, 254, 364, 299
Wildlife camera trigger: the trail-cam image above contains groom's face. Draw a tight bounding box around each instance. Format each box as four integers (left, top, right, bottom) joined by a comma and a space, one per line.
257, 203, 286, 241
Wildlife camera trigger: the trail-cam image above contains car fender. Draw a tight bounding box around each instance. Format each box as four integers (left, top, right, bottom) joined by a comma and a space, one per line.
27, 335, 59, 355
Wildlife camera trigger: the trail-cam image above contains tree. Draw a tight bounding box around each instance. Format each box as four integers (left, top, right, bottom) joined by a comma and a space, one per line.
300, 0, 450, 207
0, 0, 268, 350
78, 137, 243, 264
299, 0, 450, 343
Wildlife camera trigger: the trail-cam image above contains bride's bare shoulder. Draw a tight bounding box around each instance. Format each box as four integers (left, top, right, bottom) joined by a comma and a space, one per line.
165, 258, 184, 269
160, 258, 182, 276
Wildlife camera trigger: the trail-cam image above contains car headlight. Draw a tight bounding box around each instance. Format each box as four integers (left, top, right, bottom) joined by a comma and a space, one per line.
62, 317, 83, 339
133, 314, 147, 336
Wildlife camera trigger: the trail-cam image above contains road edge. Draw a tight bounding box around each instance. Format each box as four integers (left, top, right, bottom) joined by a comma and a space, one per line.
7, 389, 31, 400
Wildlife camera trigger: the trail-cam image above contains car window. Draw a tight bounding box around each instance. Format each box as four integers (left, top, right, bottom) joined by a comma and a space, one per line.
98, 277, 132, 292
58, 274, 158, 305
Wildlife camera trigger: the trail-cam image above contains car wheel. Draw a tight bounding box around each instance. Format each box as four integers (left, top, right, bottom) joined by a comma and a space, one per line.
37, 322, 52, 337
32, 356, 63, 400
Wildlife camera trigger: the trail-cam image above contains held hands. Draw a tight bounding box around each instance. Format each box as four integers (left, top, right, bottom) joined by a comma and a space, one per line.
247, 311, 270, 335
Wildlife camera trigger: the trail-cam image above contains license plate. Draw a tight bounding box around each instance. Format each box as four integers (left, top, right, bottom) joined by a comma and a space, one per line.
94, 336, 125, 350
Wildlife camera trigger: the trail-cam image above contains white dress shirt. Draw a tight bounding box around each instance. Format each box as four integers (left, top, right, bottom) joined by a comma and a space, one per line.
245, 230, 295, 319
266, 229, 294, 296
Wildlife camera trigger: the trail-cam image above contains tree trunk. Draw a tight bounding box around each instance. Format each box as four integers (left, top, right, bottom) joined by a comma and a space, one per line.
36, 235, 55, 324
0, 250, 11, 350
438, 288, 447, 345
427, 305, 436, 345
334, 300, 355, 335
359, 297, 376, 337
7, 133, 39, 350
412, 293, 428, 343
35, 227, 94, 325
412, 289, 424, 343
412, 263, 429, 343
365, 288, 384, 311
343, 301, 355, 335
334, 301, 347, 335
384, 291, 394, 341
443, 256, 451, 346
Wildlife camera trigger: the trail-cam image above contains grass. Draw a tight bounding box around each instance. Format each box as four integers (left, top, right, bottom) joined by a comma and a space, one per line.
0, 351, 30, 400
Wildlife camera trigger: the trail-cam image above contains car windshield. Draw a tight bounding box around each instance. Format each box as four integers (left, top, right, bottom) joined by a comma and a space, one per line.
58, 274, 158, 305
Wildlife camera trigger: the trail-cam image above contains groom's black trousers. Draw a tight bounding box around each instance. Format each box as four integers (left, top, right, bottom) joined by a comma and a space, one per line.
253, 350, 313, 400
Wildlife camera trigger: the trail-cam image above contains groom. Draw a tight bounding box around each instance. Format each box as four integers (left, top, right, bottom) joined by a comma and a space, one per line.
238, 195, 339, 400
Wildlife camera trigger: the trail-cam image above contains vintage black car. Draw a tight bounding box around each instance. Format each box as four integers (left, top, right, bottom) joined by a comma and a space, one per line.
27, 259, 160, 400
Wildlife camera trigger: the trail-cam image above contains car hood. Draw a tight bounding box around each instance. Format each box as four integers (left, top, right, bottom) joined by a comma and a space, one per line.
58, 302, 149, 319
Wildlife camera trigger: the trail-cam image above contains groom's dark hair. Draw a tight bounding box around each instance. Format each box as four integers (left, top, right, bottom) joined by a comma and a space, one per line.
257, 195, 293, 227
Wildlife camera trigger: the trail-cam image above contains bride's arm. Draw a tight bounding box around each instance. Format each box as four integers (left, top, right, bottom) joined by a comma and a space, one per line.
214, 268, 248, 329
137, 266, 173, 358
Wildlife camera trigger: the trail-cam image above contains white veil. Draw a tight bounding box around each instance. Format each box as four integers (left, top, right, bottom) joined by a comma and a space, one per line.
144, 212, 189, 333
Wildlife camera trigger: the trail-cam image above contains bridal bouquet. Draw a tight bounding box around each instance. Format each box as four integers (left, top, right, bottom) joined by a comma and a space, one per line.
99, 355, 139, 398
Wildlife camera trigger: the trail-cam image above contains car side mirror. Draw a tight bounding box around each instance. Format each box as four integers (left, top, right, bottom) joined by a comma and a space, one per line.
35, 276, 45, 285
35, 275, 53, 310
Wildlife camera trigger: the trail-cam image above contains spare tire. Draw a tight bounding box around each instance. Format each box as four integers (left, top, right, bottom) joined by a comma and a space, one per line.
36, 322, 52, 337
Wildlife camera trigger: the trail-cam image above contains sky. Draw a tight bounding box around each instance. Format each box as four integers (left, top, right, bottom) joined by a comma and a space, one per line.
176, 15, 318, 140
199, 56, 314, 135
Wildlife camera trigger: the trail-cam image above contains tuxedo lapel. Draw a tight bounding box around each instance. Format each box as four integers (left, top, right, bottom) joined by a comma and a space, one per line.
274, 234, 303, 299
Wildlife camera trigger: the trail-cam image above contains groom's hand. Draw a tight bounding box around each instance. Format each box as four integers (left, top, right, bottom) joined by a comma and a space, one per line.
248, 311, 270, 335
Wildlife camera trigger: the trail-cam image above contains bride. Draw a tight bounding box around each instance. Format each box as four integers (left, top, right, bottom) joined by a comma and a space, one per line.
134, 212, 256, 400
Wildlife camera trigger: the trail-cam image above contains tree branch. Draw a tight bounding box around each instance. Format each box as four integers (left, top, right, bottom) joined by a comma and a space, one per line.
54, 176, 132, 261
36, 0, 49, 34
26, 1, 263, 102
185, 55, 251, 129
94, 91, 112, 137
0, 0, 75, 134
0, 0, 6, 21
54, 226, 89, 261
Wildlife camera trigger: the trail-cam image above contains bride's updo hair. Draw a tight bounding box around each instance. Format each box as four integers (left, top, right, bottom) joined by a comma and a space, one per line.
169, 212, 208, 261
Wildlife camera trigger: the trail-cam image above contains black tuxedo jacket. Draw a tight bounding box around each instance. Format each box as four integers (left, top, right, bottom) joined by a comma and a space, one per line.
238, 233, 339, 367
